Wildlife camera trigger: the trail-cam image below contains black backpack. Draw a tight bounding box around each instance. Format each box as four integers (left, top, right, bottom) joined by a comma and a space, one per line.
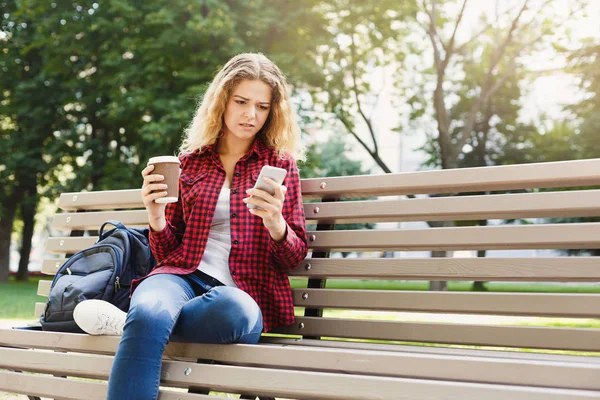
40, 220, 156, 333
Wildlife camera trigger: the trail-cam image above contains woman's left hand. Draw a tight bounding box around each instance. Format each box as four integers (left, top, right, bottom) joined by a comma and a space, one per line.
243, 177, 288, 242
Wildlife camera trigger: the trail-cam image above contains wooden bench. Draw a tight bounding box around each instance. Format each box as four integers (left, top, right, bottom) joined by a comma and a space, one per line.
2, 158, 600, 399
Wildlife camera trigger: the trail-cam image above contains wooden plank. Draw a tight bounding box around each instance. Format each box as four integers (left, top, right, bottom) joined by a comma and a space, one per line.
304, 190, 600, 223
1, 347, 599, 399
54, 190, 600, 227
34, 280, 600, 318
41, 258, 67, 275
51, 210, 148, 230
300, 158, 600, 199
42, 257, 600, 281
44, 223, 600, 254
275, 317, 600, 352
37, 280, 52, 297
0, 370, 213, 400
58, 189, 143, 211
170, 342, 600, 391
45, 236, 97, 253
3, 329, 598, 371
34, 302, 45, 318
262, 337, 600, 364
2, 329, 599, 390
56, 159, 600, 202
291, 289, 600, 318
290, 257, 600, 281
307, 223, 600, 251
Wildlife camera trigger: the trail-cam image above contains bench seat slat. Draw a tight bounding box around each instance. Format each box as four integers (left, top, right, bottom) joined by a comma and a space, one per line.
305, 190, 600, 223
1, 346, 599, 399
275, 317, 600, 352
0, 370, 213, 400
43, 223, 600, 254
1, 330, 599, 391
301, 158, 600, 199
262, 337, 600, 364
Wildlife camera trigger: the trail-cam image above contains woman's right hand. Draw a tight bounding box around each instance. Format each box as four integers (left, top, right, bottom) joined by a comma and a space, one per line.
141, 164, 168, 231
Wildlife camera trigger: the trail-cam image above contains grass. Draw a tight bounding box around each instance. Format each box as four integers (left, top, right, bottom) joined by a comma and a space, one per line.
0, 276, 44, 319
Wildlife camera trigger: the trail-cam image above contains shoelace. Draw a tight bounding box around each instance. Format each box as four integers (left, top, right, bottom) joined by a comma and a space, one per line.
95, 312, 123, 334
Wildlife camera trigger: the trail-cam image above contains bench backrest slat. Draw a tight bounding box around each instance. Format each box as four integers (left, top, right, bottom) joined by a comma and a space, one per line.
51, 190, 600, 230
44, 223, 600, 254
305, 190, 600, 223
307, 223, 600, 251
34, 280, 600, 318
290, 289, 600, 318
42, 256, 600, 281
300, 158, 600, 198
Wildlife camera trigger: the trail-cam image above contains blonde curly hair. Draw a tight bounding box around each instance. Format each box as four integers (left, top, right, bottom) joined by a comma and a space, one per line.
179, 53, 305, 161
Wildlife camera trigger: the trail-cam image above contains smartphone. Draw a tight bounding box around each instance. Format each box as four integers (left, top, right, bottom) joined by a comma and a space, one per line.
247, 165, 288, 210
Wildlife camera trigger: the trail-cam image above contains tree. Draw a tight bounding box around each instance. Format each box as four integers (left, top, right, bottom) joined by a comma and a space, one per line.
0, 0, 329, 281
312, 0, 417, 174
412, 0, 587, 170
302, 136, 374, 258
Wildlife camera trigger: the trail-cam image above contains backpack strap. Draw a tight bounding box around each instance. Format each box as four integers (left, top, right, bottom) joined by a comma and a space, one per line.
99, 220, 126, 238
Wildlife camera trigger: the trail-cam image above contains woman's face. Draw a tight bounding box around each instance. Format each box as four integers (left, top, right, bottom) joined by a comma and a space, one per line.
222, 79, 273, 142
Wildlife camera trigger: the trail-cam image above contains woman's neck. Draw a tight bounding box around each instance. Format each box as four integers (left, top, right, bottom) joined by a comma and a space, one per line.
216, 134, 253, 157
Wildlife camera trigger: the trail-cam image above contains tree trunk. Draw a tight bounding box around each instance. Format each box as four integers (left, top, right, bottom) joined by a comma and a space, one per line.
16, 189, 37, 281
0, 190, 23, 282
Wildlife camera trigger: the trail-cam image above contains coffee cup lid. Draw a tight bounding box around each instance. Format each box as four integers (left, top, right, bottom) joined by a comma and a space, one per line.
148, 156, 180, 165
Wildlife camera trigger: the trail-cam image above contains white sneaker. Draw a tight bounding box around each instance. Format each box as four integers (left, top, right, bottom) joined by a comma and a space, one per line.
73, 300, 126, 336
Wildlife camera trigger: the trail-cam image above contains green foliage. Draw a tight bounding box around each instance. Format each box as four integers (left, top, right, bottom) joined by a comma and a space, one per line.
302, 136, 370, 178
302, 136, 374, 244
0, 0, 330, 277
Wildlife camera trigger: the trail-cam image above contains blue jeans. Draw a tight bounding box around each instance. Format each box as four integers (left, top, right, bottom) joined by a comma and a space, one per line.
106, 272, 263, 400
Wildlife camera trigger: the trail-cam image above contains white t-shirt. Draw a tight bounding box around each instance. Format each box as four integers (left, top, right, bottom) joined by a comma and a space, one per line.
197, 186, 237, 287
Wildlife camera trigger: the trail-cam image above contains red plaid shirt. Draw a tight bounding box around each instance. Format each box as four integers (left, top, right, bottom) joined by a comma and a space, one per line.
132, 139, 308, 332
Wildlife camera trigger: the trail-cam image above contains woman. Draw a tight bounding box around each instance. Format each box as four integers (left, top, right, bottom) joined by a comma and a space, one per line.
73, 52, 308, 399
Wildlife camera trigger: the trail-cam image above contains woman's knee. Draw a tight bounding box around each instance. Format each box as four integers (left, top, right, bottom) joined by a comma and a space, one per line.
126, 275, 190, 334
209, 287, 263, 330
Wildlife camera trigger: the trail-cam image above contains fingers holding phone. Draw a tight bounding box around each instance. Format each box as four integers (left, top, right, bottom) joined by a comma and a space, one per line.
243, 166, 288, 239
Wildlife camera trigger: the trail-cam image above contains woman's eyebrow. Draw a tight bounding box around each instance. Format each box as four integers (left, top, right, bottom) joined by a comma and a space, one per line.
233, 95, 270, 105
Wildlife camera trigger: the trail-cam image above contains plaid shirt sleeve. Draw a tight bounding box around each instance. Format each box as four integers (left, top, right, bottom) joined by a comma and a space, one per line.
149, 173, 186, 263
269, 156, 308, 273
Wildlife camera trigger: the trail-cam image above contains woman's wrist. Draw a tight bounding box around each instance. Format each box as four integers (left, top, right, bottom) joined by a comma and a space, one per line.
149, 216, 166, 232
268, 217, 288, 242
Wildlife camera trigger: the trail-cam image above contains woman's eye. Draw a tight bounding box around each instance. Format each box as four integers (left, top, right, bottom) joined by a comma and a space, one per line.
236, 100, 246, 105
260, 106, 269, 110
